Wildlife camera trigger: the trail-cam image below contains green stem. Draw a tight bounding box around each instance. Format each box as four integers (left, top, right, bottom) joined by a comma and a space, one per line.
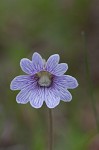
82, 31, 99, 131
48, 109, 53, 150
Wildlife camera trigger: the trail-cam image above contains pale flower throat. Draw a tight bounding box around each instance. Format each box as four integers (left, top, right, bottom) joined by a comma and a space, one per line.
37, 71, 52, 87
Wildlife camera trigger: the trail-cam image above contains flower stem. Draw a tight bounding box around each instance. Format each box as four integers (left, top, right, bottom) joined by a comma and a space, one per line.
82, 31, 99, 131
48, 109, 53, 150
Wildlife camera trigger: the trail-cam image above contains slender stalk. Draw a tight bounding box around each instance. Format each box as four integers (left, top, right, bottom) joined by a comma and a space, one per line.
82, 31, 99, 131
48, 109, 53, 150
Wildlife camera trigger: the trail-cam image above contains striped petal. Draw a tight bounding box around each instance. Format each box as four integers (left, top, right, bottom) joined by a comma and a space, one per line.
10, 75, 37, 91
16, 88, 31, 104
10, 75, 31, 90
62, 75, 78, 89
45, 88, 60, 108
32, 52, 44, 72
29, 88, 44, 108
20, 58, 35, 75
46, 54, 60, 72
53, 81, 72, 102
59, 89, 72, 102
54, 75, 78, 89
51, 63, 68, 76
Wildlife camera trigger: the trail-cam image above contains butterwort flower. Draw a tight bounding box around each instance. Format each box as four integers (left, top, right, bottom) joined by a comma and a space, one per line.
10, 52, 78, 108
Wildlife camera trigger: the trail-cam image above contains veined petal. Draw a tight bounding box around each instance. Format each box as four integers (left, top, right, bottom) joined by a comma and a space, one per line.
10, 75, 37, 90
32, 52, 44, 72
46, 54, 60, 72
16, 88, 31, 104
59, 89, 72, 102
53, 82, 72, 101
29, 88, 44, 108
51, 63, 68, 76
45, 88, 60, 108
10, 75, 30, 90
63, 75, 79, 89
53, 75, 78, 89
20, 58, 35, 75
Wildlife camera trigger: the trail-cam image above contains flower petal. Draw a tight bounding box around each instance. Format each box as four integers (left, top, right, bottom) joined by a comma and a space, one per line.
46, 54, 60, 72
53, 81, 72, 101
20, 58, 35, 75
16, 88, 31, 104
10, 75, 37, 90
53, 76, 67, 88
51, 63, 68, 76
63, 75, 79, 89
59, 89, 72, 102
45, 88, 60, 108
32, 52, 44, 72
53, 75, 78, 89
10, 75, 31, 90
29, 88, 44, 108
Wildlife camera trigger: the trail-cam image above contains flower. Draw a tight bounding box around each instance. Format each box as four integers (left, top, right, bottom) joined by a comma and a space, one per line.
10, 52, 78, 109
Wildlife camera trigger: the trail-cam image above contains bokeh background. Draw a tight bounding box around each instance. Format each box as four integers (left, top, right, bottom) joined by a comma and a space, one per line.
0, 0, 99, 150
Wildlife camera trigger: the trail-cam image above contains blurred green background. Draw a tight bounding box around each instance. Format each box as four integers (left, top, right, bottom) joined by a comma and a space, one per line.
0, 0, 99, 149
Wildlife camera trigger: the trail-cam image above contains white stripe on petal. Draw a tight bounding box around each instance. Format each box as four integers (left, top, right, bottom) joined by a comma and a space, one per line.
46, 54, 60, 72
53, 75, 78, 89
62, 75, 79, 89
45, 88, 60, 108
53, 82, 72, 102
32, 52, 44, 72
59, 89, 72, 102
10, 75, 37, 91
20, 58, 36, 75
29, 88, 44, 108
51, 63, 68, 76
10, 75, 30, 90
16, 88, 31, 104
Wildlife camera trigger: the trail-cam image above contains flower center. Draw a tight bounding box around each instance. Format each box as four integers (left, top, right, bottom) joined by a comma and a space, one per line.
37, 71, 52, 87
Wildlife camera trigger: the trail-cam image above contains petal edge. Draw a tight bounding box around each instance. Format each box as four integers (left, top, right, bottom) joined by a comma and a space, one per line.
20, 58, 35, 75
46, 54, 60, 72
51, 63, 68, 76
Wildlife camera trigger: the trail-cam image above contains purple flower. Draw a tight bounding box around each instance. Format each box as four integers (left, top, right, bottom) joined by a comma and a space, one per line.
10, 52, 78, 108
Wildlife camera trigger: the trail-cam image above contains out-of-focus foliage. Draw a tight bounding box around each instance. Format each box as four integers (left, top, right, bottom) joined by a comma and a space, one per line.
0, 0, 99, 150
